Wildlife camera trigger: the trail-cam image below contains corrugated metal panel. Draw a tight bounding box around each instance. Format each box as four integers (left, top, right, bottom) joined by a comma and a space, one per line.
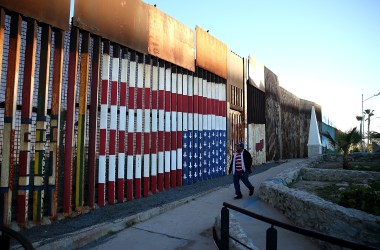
248, 55, 265, 92
73, 0, 149, 54
148, 5, 194, 72
0, 0, 70, 30
195, 25, 227, 79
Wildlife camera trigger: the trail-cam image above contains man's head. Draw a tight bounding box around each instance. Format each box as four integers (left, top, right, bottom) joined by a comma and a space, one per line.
235, 142, 244, 152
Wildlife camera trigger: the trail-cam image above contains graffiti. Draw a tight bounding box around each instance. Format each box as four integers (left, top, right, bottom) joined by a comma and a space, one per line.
256, 139, 264, 152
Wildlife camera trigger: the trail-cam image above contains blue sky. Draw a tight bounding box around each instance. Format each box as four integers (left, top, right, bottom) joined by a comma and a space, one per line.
71, 0, 380, 133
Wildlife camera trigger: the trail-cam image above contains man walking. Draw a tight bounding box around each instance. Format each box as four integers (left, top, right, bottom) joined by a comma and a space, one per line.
229, 142, 255, 199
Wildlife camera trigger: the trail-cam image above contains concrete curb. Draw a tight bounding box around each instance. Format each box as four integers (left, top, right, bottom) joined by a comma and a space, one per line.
32, 186, 224, 250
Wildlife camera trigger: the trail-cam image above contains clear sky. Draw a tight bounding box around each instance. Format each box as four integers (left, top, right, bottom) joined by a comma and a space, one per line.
141, 0, 380, 133
71, 0, 380, 133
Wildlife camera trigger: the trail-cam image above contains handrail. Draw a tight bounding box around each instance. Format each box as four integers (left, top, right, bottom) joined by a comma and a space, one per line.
0, 225, 34, 250
221, 202, 379, 250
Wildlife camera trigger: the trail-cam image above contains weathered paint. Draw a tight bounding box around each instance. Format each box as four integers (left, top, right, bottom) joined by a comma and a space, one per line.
150, 58, 159, 194
157, 60, 165, 192
143, 55, 151, 197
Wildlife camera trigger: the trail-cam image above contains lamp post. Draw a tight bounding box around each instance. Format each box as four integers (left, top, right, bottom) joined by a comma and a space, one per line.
362, 92, 380, 151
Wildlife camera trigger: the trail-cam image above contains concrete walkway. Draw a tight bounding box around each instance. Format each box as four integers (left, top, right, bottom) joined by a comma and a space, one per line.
76, 159, 321, 250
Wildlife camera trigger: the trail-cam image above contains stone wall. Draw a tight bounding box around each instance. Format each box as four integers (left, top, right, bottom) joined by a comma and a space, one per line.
259, 158, 380, 249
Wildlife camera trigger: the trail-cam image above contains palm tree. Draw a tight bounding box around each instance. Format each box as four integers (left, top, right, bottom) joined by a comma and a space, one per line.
356, 115, 364, 150
364, 109, 374, 146
322, 128, 361, 169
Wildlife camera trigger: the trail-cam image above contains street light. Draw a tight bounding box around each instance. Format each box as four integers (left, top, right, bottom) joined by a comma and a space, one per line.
362, 92, 380, 150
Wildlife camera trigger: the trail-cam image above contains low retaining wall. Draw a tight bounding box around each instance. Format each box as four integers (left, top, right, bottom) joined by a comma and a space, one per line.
259, 158, 380, 249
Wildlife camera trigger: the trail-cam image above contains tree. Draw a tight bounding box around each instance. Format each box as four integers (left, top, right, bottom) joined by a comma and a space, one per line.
364, 109, 375, 146
322, 128, 361, 169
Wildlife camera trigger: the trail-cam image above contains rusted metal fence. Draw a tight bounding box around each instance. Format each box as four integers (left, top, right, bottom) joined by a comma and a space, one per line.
0, 0, 320, 229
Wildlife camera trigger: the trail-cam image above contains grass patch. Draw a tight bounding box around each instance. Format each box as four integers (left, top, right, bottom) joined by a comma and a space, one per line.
349, 162, 380, 172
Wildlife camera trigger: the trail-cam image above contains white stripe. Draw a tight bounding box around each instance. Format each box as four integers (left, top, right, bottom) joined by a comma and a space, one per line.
109, 155, 116, 181
127, 156, 134, 179
183, 113, 188, 131
98, 156, 106, 183
144, 154, 150, 177
177, 148, 182, 170
194, 113, 198, 129
171, 112, 177, 132
145, 64, 151, 88
118, 153, 125, 178
159, 66, 165, 91
102, 54, 110, 80
188, 113, 193, 131
121, 58, 127, 83
151, 154, 157, 175
165, 112, 171, 132
129, 61, 137, 88
171, 151, 177, 171
165, 152, 171, 172
128, 109, 135, 132
172, 73, 177, 93
183, 74, 188, 96
119, 106, 126, 131
137, 63, 144, 88
152, 65, 158, 91
159, 110, 165, 131
110, 106, 117, 129
136, 109, 143, 132
144, 110, 150, 132
100, 105, 108, 129
158, 152, 164, 174
178, 112, 183, 131
112, 57, 119, 81
178, 74, 183, 94
152, 110, 158, 132
165, 68, 171, 91
135, 155, 142, 178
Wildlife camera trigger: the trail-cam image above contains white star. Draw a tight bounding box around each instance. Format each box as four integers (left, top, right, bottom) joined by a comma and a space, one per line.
194, 171, 197, 177
189, 163, 192, 169
184, 143, 187, 149
183, 174, 187, 179
195, 133, 198, 138
189, 172, 192, 178
194, 153, 198, 158
184, 133, 187, 139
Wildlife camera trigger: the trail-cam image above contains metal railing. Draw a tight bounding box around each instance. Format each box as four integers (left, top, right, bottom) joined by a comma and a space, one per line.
0, 225, 34, 250
215, 202, 379, 250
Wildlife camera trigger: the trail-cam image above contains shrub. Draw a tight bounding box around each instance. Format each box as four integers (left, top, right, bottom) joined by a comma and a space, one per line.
338, 185, 380, 216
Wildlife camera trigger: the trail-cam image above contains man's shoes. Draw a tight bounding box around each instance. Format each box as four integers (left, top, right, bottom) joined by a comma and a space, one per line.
234, 195, 243, 199
249, 188, 254, 196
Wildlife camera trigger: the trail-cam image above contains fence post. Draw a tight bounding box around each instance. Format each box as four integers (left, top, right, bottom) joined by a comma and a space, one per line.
221, 206, 229, 250
266, 225, 277, 250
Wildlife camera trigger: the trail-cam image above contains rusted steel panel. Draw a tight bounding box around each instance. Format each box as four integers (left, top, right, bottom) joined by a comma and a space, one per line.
248, 55, 265, 92
228, 51, 243, 89
74, 0, 149, 54
196, 25, 227, 79
0, 0, 70, 30
147, 5, 195, 72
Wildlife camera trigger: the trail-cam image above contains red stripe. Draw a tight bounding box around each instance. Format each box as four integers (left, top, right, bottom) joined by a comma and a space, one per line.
16, 195, 27, 226
144, 88, 150, 108
143, 177, 149, 197
126, 179, 133, 201
165, 132, 171, 151
151, 176, 157, 194
177, 94, 183, 112
171, 170, 177, 188
111, 81, 117, 105
144, 134, 149, 154
152, 90, 158, 109
199, 96, 203, 115
127, 133, 134, 155
98, 183, 105, 206
18, 151, 28, 175
165, 91, 171, 111
108, 181, 115, 205
117, 179, 124, 203
109, 130, 116, 155
158, 173, 164, 192
177, 169, 182, 187
158, 90, 165, 109
158, 131, 164, 151
120, 82, 127, 106
151, 133, 157, 153
189, 95, 194, 114
135, 132, 142, 154
135, 178, 141, 199
171, 92, 177, 112
208, 98, 212, 115
171, 132, 177, 150
99, 129, 107, 155
136, 88, 143, 109
119, 131, 125, 153
164, 172, 170, 190
101, 79, 108, 104
223, 101, 227, 117
128, 87, 135, 108
182, 94, 188, 113
177, 131, 183, 147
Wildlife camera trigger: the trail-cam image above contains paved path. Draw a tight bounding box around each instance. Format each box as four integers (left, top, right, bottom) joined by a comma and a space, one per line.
79, 159, 321, 250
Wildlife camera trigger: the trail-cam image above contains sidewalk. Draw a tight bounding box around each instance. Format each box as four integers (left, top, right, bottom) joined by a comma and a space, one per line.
70, 159, 321, 250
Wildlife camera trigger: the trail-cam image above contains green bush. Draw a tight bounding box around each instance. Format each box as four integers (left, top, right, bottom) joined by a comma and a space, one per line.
338, 185, 380, 216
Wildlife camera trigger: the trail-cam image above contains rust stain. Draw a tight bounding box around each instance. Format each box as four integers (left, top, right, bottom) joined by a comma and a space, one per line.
196, 25, 227, 79
0, 0, 70, 30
